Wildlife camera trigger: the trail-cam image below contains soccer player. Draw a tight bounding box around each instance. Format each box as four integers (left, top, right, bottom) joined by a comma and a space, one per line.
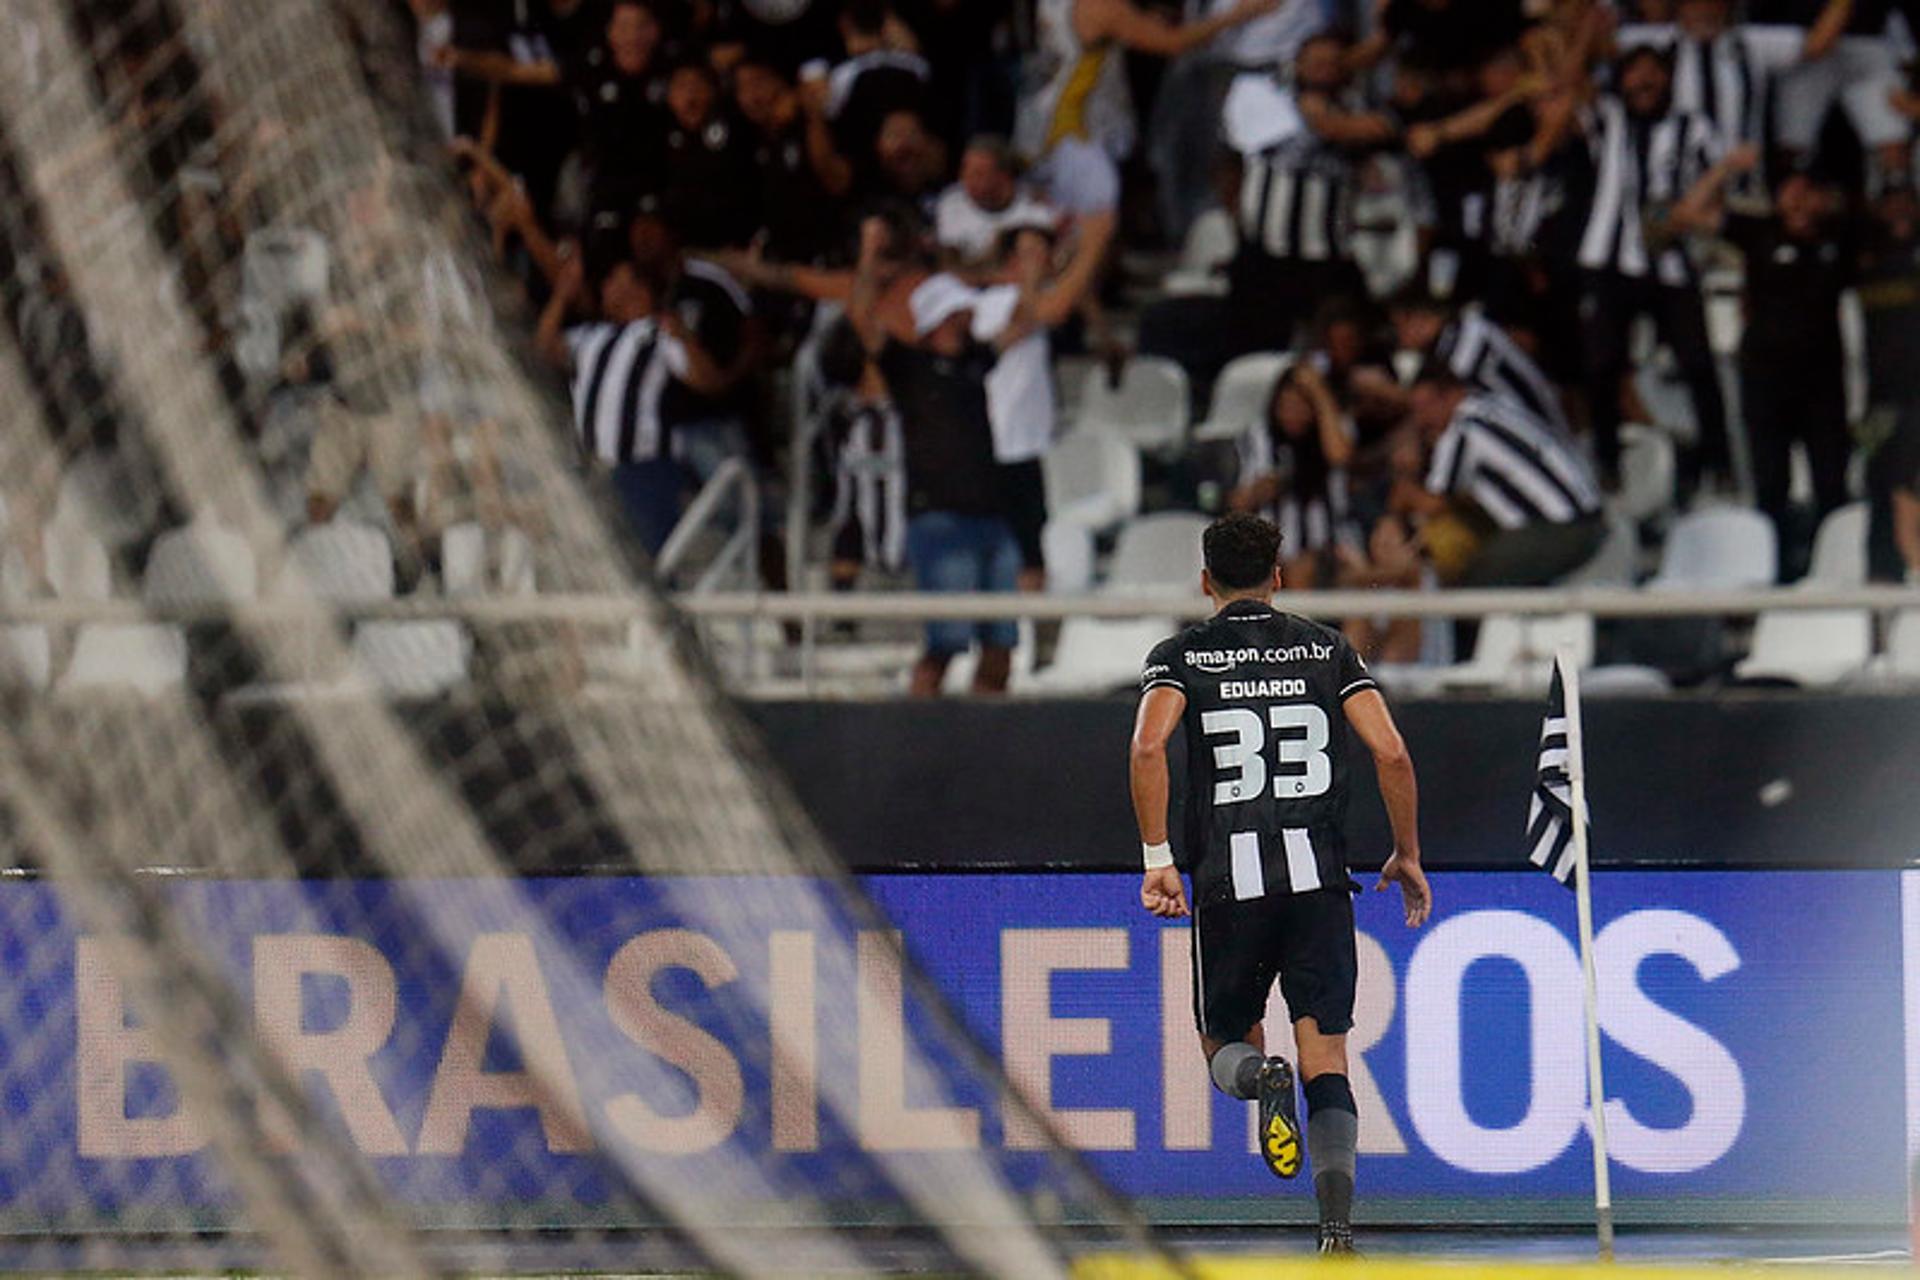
1129, 512, 1430, 1254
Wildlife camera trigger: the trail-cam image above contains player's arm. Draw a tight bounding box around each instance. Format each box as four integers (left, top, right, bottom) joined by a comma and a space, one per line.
1344, 689, 1430, 926
1130, 685, 1189, 918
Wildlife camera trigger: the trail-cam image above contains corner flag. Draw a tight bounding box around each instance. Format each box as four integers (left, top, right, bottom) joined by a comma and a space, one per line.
1526, 663, 1585, 886
1527, 652, 1613, 1257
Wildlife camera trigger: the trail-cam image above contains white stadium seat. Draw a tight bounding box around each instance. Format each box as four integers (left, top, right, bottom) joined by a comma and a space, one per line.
1647, 508, 1775, 591
1887, 610, 1920, 679
1, 627, 51, 690
61, 624, 187, 694
1614, 424, 1676, 523
1162, 208, 1236, 295
1804, 502, 1867, 586
144, 517, 257, 606
1730, 503, 1874, 687
1195, 353, 1291, 443
1040, 519, 1095, 595
55, 450, 160, 552
44, 517, 112, 602
1077, 357, 1190, 453
1736, 608, 1873, 687
280, 520, 394, 602
1564, 513, 1638, 587
1437, 613, 1594, 693
442, 522, 537, 596
351, 621, 470, 697
1043, 431, 1141, 531
1105, 513, 1210, 594
1025, 617, 1176, 695
1181, 207, 1237, 274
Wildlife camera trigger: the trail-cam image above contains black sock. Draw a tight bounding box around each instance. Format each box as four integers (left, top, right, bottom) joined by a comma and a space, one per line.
1304, 1073, 1358, 1225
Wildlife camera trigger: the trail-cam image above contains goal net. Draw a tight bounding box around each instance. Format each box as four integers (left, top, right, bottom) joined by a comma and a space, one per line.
0, 1, 1154, 1273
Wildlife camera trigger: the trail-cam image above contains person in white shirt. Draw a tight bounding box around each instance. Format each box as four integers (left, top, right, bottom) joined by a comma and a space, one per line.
1018, 0, 1281, 222
934, 136, 1059, 268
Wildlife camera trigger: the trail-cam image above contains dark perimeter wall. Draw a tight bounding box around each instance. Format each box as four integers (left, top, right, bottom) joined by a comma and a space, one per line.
747, 695, 1920, 872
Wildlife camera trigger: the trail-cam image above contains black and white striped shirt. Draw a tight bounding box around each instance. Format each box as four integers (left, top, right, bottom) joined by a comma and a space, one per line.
1435, 311, 1572, 437
1616, 24, 1802, 158
565, 319, 688, 464
1236, 128, 1356, 268
1425, 393, 1603, 530
1576, 96, 1721, 285
1236, 425, 1358, 555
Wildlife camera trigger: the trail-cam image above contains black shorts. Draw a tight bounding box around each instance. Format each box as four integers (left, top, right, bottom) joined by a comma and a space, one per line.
1192, 888, 1356, 1042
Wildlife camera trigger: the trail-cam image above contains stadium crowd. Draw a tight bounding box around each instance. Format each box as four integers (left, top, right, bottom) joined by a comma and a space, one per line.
7, 0, 1920, 696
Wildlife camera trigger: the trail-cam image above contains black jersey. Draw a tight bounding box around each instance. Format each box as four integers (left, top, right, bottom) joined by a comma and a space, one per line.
1140, 601, 1378, 907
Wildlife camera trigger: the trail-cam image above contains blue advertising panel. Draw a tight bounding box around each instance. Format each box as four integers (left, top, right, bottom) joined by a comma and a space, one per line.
0, 871, 1906, 1228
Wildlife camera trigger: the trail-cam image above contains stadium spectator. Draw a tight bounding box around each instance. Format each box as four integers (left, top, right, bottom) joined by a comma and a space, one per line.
843, 214, 1020, 697
562, 0, 672, 230
867, 107, 952, 206
934, 136, 1056, 269
628, 208, 767, 486
430, 0, 592, 217
1612, 0, 1851, 199
1229, 362, 1358, 589
1398, 367, 1605, 587
1016, 0, 1278, 231
1224, 31, 1397, 354
820, 0, 932, 194
1677, 148, 1852, 579
658, 59, 760, 249
731, 54, 852, 264
1573, 44, 1730, 493
1761, 0, 1911, 190
1353, 0, 1534, 80
971, 212, 1117, 589
1862, 187, 1920, 581
1147, 0, 1328, 241
1884, 417, 1920, 582
535, 254, 727, 552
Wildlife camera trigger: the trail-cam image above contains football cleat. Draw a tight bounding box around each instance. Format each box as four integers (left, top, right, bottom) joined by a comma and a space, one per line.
1256, 1056, 1301, 1180
1317, 1221, 1356, 1255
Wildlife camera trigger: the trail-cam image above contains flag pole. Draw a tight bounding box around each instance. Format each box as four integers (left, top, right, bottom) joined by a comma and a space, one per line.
1558, 649, 1614, 1259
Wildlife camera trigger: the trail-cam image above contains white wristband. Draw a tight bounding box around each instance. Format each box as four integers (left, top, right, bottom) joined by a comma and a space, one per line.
1142, 841, 1174, 871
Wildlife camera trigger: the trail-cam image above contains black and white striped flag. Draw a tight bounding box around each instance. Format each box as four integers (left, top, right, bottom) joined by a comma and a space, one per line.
1526, 663, 1584, 886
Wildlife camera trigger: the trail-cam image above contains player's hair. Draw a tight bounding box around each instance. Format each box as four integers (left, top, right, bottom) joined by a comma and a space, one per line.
1203, 512, 1284, 591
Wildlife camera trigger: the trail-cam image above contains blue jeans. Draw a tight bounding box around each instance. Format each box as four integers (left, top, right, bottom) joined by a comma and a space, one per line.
907, 511, 1020, 656
612, 458, 684, 555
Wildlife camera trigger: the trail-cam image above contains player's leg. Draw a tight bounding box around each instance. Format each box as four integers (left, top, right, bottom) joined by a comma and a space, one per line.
1192, 899, 1300, 1179
1276, 889, 1361, 1252
1295, 1017, 1357, 1253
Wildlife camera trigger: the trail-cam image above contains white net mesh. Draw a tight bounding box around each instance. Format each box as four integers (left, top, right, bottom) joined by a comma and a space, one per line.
0, 1, 1157, 1272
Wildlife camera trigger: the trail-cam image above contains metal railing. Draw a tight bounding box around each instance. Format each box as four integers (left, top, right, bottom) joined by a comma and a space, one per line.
673, 584, 1920, 623
0, 583, 1913, 626
655, 456, 760, 595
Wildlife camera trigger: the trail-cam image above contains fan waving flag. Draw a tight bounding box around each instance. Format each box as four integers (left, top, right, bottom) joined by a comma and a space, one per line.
1526, 663, 1584, 886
